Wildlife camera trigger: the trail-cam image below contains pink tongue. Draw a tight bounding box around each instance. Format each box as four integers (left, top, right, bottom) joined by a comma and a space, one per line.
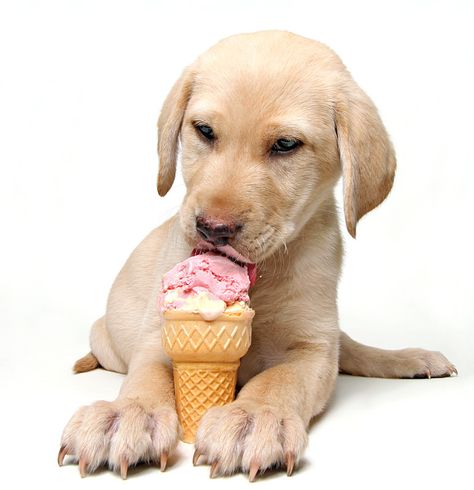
191, 248, 257, 288
247, 263, 257, 287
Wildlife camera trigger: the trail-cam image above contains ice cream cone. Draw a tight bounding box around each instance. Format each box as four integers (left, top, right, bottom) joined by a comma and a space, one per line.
161, 308, 254, 443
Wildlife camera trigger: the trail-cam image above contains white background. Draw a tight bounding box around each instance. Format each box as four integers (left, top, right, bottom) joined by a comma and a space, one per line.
1, 1, 473, 489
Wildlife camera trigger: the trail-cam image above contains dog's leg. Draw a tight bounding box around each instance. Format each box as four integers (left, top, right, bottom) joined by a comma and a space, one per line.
194, 340, 338, 479
59, 340, 179, 478
339, 331, 457, 378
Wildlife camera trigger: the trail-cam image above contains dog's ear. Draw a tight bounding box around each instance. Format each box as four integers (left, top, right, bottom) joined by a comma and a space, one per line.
157, 67, 194, 196
335, 81, 396, 237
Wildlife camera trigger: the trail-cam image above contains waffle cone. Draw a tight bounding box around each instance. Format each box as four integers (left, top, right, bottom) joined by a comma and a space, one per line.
161, 308, 254, 443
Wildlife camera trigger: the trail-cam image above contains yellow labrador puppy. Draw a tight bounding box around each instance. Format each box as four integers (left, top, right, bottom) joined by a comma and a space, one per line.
59, 31, 456, 480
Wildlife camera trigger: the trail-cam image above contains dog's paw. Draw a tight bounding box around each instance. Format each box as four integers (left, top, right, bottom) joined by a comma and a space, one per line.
58, 399, 180, 478
194, 399, 307, 480
397, 348, 458, 379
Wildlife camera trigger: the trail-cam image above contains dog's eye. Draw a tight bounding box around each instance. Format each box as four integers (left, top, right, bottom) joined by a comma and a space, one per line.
271, 138, 301, 154
195, 124, 215, 141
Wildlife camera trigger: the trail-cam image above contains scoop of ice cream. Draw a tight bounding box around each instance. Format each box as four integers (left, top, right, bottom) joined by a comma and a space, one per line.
163, 252, 251, 303
160, 252, 252, 320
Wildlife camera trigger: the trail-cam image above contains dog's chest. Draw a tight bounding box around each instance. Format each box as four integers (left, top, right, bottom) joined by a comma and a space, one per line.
238, 282, 297, 383
238, 327, 289, 386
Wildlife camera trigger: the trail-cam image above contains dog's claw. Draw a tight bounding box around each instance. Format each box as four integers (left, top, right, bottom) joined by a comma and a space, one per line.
210, 461, 219, 479
57, 446, 67, 466
285, 452, 295, 476
79, 458, 88, 478
414, 370, 431, 379
452, 366, 458, 376
249, 461, 259, 482
192, 449, 202, 466
160, 452, 168, 472
120, 457, 128, 480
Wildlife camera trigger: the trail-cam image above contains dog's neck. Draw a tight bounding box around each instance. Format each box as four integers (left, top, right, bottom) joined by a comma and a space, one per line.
255, 193, 343, 285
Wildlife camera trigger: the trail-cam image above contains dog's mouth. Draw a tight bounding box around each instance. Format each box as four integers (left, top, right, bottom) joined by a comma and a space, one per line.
192, 242, 257, 287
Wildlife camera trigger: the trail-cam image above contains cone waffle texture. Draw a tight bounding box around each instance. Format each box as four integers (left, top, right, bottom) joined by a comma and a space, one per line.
161, 309, 253, 443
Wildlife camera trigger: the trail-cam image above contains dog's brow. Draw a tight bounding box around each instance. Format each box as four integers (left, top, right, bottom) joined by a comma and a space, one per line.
186, 105, 222, 124
264, 120, 311, 140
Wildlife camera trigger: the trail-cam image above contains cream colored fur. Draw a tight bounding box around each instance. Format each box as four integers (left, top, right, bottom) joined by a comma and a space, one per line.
60, 31, 456, 479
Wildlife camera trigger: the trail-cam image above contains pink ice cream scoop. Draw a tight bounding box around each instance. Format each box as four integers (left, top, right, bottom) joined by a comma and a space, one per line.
162, 252, 250, 302
160, 252, 253, 320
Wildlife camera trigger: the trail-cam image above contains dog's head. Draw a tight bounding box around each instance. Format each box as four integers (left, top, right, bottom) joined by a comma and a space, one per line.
157, 31, 395, 263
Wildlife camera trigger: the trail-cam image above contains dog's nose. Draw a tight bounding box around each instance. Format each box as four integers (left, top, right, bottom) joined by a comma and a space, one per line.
196, 216, 241, 246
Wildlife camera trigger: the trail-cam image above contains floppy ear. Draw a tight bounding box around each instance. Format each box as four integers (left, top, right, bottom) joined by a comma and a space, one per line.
335, 81, 396, 238
157, 67, 194, 196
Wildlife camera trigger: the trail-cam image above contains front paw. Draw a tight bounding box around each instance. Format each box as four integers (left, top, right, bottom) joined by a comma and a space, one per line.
194, 399, 307, 480
58, 399, 180, 478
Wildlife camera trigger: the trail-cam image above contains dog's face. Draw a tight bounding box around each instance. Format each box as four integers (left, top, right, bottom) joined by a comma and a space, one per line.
157, 31, 396, 263
177, 37, 341, 263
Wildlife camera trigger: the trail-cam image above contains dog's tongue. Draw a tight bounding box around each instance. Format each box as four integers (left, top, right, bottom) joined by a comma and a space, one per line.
191, 248, 257, 288
247, 263, 257, 287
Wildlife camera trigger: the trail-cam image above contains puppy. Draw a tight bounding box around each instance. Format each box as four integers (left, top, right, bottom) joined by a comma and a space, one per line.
58, 31, 456, 480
